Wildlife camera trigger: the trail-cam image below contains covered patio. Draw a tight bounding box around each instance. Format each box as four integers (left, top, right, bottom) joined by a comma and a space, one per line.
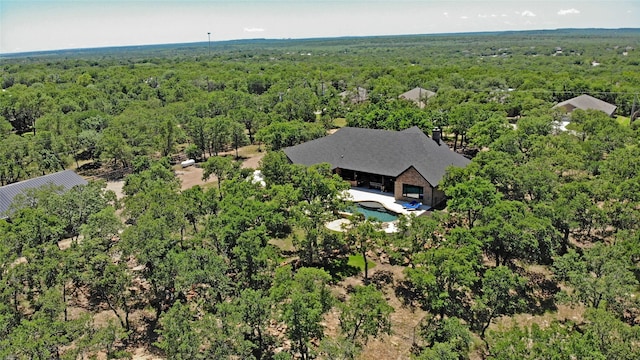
337, 169, 395, 193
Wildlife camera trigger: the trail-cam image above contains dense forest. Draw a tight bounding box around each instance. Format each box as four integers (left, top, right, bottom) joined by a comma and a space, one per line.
1, 29, 640, 359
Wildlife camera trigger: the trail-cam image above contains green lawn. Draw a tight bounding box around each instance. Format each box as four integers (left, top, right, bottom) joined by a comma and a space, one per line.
333, 118, 347, 128
233, 144, 263, 157
269, 226, 303, 253
348, 254, 376, 272
616, 115, 631, 127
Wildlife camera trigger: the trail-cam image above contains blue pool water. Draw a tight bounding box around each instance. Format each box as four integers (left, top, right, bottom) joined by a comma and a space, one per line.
353, 202, 399, 222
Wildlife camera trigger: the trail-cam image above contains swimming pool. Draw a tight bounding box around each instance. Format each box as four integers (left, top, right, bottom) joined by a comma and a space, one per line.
353, 201, 399, 222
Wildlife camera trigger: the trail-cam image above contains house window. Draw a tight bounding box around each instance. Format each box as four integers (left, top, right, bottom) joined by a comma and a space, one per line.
402, 184, 424, 199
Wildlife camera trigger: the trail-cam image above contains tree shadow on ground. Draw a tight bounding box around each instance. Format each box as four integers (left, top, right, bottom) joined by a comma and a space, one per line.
515, 267, 560, 315
394, 279, 422, 309
321, 257, 360, 282
369, 269, 395, 290
138, 315, 161, 350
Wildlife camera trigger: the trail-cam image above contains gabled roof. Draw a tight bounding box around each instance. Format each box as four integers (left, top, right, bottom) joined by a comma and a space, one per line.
398, 87, 436, 108
339, 87, 368, 103
553, 94, 617, 116
0, 170, 87, 218
283, 127, 470, 187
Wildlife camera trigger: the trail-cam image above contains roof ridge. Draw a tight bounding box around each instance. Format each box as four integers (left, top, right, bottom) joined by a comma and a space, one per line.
0, 170, 88, 218
0, 169, 75, 189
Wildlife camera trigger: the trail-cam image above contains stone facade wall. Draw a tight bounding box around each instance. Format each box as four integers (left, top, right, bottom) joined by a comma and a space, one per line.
394, 166, 436, 206
432, 188, 446, 206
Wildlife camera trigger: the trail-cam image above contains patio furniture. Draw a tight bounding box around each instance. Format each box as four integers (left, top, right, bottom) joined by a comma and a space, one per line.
402, 200, 421, 210
369, 181, 383, 190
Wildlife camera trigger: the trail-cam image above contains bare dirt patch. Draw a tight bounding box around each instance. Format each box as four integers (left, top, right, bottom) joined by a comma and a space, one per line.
176, 145, 265, 190
358, 264, 426, 360
174, 166, 215, 191
325, 263, 426, 360
87, 145, 265, 193
241, 151, 265, 169
58, 237, 76, 251
106, 180, 125, 200
130, 347, 164, 360
492, 304, 585, 330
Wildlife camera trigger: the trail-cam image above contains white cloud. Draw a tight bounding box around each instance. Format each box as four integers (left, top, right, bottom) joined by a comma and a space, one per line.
460, 15, 469, 20
244, 27, 264, 33
521, 10, 536, 17
558, 8, 580, 15
443, 12, 449, 17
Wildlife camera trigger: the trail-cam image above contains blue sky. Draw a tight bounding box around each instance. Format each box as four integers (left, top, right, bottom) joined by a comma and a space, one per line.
1, 0, 638, 54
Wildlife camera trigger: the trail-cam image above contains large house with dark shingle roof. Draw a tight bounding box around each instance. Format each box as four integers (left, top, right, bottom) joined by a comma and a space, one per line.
0, 170, 87, 219
553, 94, 617, 117
283, 126, 470, 207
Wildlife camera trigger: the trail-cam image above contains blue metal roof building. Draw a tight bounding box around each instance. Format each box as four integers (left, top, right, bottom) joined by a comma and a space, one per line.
0, 170, 88, 218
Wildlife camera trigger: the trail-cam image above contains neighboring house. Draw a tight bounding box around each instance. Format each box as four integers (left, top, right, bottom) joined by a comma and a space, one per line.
0, 170, 87, 219
283, 126, 470, 207
553, 94, 617, 117
339, 86, 368, 104
398, 87, 436, 109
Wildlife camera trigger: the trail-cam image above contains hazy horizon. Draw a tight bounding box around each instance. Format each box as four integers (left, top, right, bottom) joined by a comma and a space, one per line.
2, 1, 639, 54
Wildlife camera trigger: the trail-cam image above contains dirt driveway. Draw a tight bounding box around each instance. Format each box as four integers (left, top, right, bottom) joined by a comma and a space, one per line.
102, 148, 265, 195
176, 151, 265, 190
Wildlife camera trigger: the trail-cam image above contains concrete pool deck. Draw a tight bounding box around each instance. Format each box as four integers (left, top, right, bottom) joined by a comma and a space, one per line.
345, 188, 430, 216
326, 218, 400, 234
326, 188, 431, 233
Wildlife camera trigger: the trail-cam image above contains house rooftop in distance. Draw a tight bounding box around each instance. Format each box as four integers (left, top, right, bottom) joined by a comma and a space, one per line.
553, 94, 617, 117
339, 86, 368, 104
0, 170, 87, 218
398, 87, 436, 109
